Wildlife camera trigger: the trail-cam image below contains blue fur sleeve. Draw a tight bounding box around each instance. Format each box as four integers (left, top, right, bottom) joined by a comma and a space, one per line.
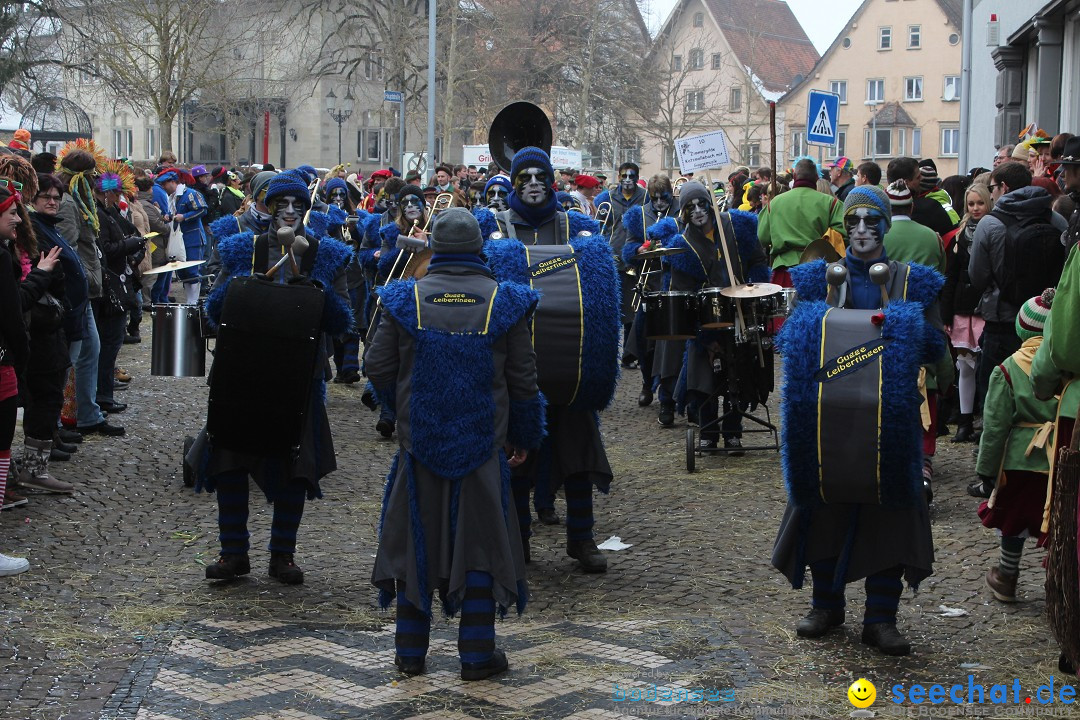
622, 205, 645, 243
507, 393, 547, 450
473, 207, 498, 241
789, 259, 828, 302
664, 234, 706, 282
312, 236, 355, 336
204, 231, 255, 327
363, 214, 382, 245
648, 217, 679, 245
380, 222, 400, 247
728, 209, 770, 283
622, 240, 644, 266
306, 210, 330, 239
210, 215, 242, 240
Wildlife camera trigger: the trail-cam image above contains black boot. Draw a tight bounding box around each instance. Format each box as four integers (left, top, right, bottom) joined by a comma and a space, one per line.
953, 414, 976, 442
657, 403, 675, 427
638, 384, 653, 407
395, 654, 426, 676
861, 623, 911, 656
269, 552, 304, 584
461, 648, 508, 681
795, 608, 844, 638
205, 553, 251, 580
566, 538, 607, 573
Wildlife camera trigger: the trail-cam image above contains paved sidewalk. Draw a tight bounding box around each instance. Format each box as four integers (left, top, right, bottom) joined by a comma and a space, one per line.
0, 338, 1071, 719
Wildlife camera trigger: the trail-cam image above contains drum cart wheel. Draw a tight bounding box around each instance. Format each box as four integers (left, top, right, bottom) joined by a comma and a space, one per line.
686, 428, 696, 473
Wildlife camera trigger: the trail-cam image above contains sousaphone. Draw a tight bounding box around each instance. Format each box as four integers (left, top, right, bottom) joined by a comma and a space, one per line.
487, 101, 553, 174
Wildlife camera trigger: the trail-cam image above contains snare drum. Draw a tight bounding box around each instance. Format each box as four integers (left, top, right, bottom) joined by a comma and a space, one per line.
698, 287, 735, 328
644, 291, 698, 340
151, 304, 206, 377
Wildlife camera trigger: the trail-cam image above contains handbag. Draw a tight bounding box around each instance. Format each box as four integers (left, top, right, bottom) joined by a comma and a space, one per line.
100, 268, 130, 317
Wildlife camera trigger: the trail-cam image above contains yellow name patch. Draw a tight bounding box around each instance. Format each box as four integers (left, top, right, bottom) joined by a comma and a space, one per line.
528, 254, 578, 279
424, 292, 485, 305
815, 339, 892, 383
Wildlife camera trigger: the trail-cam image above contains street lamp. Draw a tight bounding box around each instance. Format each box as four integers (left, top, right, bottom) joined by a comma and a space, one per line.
864, 99, 881, 163
326, 88, 354, 165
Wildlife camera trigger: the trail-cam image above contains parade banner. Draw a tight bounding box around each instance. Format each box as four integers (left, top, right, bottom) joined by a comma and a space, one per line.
674, 129, 732, 173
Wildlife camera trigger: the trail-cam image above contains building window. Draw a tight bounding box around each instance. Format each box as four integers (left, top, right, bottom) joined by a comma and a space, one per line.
865, 128, 892, 157
729, 88, 742, 113
908, 25, 921, 48
686, 90, 705, 113
835, 127, 847, 158
146, 128, 157, 159
866, 79, 884, 103
897, 128, 906, 155
912, 128, 922, 156
941, 126, 960, 157
664, 144, 678, 169
829, 80, 847, 104
948, 32, 960, 46
791, 131, 806, 158
904, 76, 923, 101
113, 128, 132, 158
943, 75, 961, 101
672, 55, 682, 72
689, 48, 704, 70
364, 50, 384, 81
359, 129, 382, 162
842, 37, 851, 49
693, 11, 704, 27
879, 27, 892, 50
711, 53, 722, 70
741, 143, 761, 166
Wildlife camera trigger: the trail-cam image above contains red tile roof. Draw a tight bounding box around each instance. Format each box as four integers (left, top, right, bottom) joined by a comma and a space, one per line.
703, 0, 819, 93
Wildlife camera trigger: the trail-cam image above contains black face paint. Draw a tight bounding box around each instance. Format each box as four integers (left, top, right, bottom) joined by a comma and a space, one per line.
273, 195, 304, 232
401, 195, 424, 223
619, 169, 638, 193
486, 185, 509, 211
514, 168, 550, 208
685, 197, 712, 229
650, 192, 672, 214
845, 207, 884, 258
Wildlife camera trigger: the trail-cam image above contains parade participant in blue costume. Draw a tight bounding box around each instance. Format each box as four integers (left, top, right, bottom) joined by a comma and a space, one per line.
206, 170, 277, 279
771, 184, 944, 656
622, 174, 681, 407
601, 163, 646, 363
652, 182, 769, 453
483, 175, 512, 212
368, 208, 543, 681
188, 170, 353, 585
158, 170, 209, 305
484, 146, 620, 573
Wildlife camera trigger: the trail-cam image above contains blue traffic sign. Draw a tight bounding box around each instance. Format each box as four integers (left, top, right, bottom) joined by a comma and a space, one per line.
384, 90, 403, 103
806, 90, 840, 146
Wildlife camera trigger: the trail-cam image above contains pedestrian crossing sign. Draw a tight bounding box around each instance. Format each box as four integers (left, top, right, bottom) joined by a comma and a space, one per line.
806, 90, 840, 146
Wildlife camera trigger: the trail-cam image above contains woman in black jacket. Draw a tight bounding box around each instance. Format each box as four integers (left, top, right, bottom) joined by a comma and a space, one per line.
941, 182, 991, 443
93, 176, 143, 415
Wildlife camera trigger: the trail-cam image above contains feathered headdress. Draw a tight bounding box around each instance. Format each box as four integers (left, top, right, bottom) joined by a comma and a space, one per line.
55, 138, 107, 233
96, 158, 137, 198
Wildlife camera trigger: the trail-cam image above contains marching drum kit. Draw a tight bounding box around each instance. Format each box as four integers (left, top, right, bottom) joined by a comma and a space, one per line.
144, 259, 213, 378
632, 246, 796, 471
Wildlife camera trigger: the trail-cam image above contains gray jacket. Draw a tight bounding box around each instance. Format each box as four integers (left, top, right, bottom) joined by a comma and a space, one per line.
56, 193, 103, 299
968, 186, 1067, 323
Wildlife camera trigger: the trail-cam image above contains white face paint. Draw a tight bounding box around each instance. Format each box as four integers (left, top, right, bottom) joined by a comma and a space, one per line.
619, 169, 639, 194
685, 197, 712, 229
486, 185, 509, 211
401, 195, 425, 223
515, 168, 550, 208
650, 193, 672, 215
329, 189, 347, 209
845, 207, 884, 259
273, 195, 304, 232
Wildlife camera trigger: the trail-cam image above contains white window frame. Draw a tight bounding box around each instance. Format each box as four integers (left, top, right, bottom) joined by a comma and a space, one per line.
943, 75, 961, 101
711, 53, 722, 70
908, 25, 921, 48
912, 128, 922, 156
791, 130, 806, 158
741, 143, 761, 167
692, 11, 704, 27
145, 127, 157, 160
686, 90, 705, 113
829, 80, 847, 104
364, 50, 384, 81
866, 78, 884, 103
729, 87, 742, 113
879, 26, 892, 50
941, 126, 960, 157
897, 128, 906, 156
904, 76, 923, 102
835, 127, 847, 158
672, 55, 682, 72
689, 48, 704, 70
865, 128, 892, 158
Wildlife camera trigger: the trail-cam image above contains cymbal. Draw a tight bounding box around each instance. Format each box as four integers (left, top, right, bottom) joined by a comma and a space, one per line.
719, 282, 784, 299
637, 246, 688, 260
143, 259, 206, 275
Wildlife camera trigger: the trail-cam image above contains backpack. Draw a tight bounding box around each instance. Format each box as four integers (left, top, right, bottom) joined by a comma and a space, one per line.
991, 209, 1065, 307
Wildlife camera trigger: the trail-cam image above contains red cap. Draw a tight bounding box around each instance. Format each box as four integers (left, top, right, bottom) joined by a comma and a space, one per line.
370, 169, 391, 180
573, 174, 600, 189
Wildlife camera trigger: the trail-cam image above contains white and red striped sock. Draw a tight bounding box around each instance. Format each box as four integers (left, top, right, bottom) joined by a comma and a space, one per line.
0, 449, 10, 507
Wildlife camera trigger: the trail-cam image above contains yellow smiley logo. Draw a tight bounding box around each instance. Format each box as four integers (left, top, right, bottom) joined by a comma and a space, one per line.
848, 678, 877, 708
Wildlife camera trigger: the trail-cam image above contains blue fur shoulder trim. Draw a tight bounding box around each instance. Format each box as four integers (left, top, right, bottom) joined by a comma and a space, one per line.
312, 235, 355, 336
665, 233, 707, 282
568, 210, 601, 238
790, 259, 829, 302
363, 213, 382, 244
306, 211, 330, 239
326, 205, 348, 228
903, 262, 944, 308
473, 207, 498, 241
622, 204, 645, 243
204, 231, 256, 326
210, 214, 242, 240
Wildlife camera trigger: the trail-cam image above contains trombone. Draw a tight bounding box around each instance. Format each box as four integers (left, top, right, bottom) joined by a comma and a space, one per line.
595, 201, 613, 235
422, 192, 455, 233
673, 176, 689, 198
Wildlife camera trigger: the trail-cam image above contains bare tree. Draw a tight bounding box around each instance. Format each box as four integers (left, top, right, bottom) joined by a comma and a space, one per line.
47, 0, 277, 151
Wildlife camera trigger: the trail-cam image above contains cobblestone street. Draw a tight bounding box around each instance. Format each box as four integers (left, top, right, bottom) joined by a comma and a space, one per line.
0, 338, 1071, 719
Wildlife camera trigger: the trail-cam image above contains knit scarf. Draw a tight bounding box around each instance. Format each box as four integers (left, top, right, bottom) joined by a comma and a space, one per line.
508, 190, 559, 230
792, 177, 817, 190
64, 171, 99, 233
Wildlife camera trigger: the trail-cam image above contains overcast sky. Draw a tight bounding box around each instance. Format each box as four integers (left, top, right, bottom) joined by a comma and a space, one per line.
644, 0, 864, 54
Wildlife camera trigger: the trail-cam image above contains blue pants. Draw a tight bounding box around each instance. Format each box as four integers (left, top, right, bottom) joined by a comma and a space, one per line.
71, 303, 105, 428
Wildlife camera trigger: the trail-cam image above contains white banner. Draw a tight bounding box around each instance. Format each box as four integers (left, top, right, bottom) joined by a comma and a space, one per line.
674, 129, 732, 173
462, 145, 493, 167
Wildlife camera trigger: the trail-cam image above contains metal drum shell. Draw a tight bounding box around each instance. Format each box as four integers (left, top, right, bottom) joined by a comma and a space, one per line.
644, 290, 699, 340
698, 287, 736, 328
150, 304, 206, 377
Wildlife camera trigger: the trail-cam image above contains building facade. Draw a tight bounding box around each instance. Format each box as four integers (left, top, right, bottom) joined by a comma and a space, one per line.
639, 0, 818, 176
778, 0, 962, 176
965, 0, 1079, 167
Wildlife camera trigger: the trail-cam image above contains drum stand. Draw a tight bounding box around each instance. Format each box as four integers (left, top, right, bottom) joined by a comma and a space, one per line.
685, 326, 778, 473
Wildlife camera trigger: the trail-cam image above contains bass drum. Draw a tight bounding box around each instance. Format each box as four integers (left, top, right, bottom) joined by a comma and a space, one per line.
150, 304, 206, 377
644, 290, 699, 340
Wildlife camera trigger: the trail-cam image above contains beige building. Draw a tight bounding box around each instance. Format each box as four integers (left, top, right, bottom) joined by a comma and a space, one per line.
639, 0, 818, 177
778, 0, 962, 177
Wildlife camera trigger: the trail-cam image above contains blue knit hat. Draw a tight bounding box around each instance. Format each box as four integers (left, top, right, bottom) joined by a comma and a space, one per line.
325, 177, 347, 197
556, 191, 581, 210
294, 165, 319, 185
509, 146, 554, 182
843, 185, 892, 231
264, 171, 311, 208
484, 175, 512, 195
